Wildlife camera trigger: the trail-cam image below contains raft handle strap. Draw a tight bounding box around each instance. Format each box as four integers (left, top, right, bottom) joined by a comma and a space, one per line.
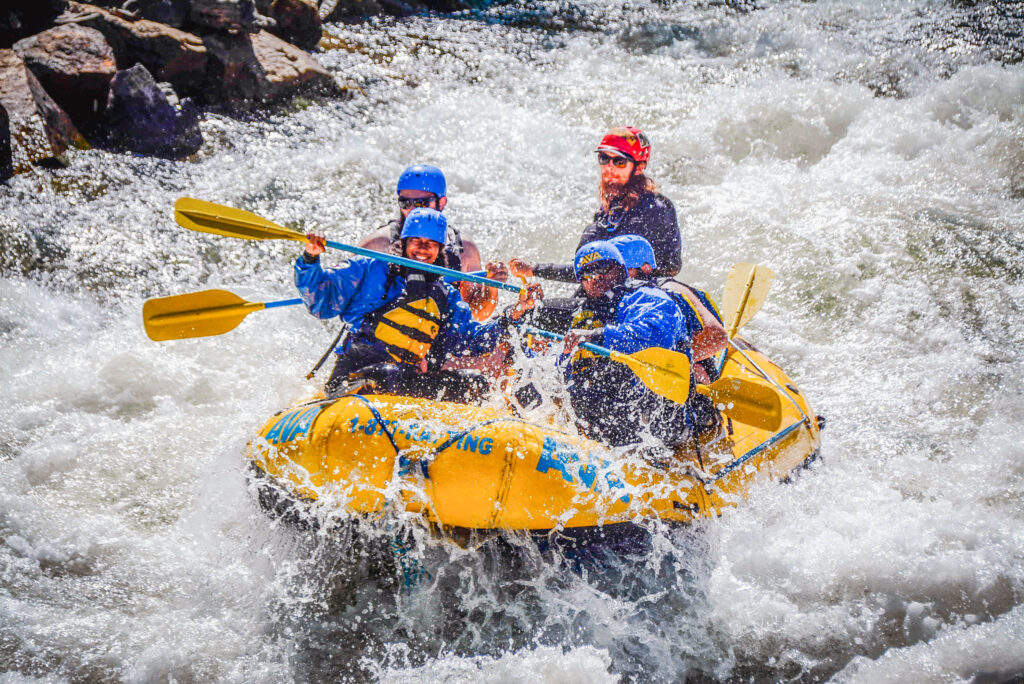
346, 393, 402, 456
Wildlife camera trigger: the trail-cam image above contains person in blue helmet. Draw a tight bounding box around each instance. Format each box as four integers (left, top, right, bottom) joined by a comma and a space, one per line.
609, 234, 727, 384
359, 164, 507, 322
298, 208, 540, 401
556, 240, 718, 448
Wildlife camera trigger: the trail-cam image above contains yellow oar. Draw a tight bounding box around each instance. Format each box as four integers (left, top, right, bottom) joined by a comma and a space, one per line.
143, 289, 303, 341
173, 197, 523, 294
527, 328, 691, 404
722, 262, 774, 339
529, 327, 779, 428
714, 262, 782, 430
695, 376, 781, 431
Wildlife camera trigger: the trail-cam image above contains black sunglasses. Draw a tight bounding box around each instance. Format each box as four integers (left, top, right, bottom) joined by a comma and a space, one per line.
398, 195, 438, 210
597, 152, 633, 169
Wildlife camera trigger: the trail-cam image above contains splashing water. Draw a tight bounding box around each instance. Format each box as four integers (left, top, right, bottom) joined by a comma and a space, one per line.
2, 0, 1023, 680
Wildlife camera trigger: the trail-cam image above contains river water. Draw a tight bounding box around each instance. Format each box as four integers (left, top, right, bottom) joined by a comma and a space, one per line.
2, 0, 1023, 681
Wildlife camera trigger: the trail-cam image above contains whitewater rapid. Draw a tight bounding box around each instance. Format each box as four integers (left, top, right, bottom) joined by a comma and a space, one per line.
2, 0, 1023, 680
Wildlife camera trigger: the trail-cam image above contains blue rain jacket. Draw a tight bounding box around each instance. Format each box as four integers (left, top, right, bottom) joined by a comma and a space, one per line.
294, 255, 507, 358
594, 285, 690, 355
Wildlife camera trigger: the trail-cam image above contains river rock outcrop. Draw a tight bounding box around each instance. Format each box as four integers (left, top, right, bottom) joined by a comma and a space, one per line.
122, 0, 190, 28
105, 63, 202, 157
203, 29, 339, 102
0, 49, 84, 172
57, 2, 208, 94
189, 0, 266, 33
13, 25, 117, 131
267, 0, 320, 50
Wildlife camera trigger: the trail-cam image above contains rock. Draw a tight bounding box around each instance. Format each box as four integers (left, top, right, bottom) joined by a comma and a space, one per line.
268, 0, 321, 50
0, 49, 84, 172
57, 2, 207, 96
0, 104, 12, 181
105, 63, 201, 157
203, 29, 339, 103
13, 25, 117, 131
121, 0, 190, 27
1, 0, 69, 49
188, 0, 264, 33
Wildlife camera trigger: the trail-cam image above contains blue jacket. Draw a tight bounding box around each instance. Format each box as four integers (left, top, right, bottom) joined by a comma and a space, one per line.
568, 285, 690, 366
294, 255, 508, 359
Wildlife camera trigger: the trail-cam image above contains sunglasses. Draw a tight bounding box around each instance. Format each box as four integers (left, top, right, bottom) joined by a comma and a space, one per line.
398, 195, 438, 210
581, 265, 619, 281
597, 152, 633, 169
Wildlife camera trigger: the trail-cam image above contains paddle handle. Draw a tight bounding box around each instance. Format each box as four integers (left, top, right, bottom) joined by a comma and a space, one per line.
264, 297, 304, 309
324, 240, 522, 293
526, 327, 612, 359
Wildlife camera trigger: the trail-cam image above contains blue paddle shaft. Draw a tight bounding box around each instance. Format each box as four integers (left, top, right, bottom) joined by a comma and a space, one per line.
324, 239, 521, 293
264, 297, 304, 309
526, 327, 612, 359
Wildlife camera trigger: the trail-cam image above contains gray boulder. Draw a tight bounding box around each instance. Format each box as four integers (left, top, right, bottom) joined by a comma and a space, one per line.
58, 2, 208, 96
268, 0, 321, 50
121, 0, 190, 27
0, 49, 84, 172
13, 25, 117, 131
105, 63, 202, 157
203, 29, 340, 103
189, 0, 267, 33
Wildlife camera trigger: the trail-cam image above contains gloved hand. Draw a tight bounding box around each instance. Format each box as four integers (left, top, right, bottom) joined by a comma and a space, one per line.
509, 282, 543, 321
485, 261, 509, 283
561, 327, 601, 355
508, 258, 535, 278
304, 231, 326, 258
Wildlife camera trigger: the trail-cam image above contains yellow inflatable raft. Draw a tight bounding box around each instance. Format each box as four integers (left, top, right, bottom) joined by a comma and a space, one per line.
247, 337, 822, 531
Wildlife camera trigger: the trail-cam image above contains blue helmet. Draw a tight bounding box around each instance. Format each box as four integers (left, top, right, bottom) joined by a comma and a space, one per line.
397, 164, 446, 198
400, 208, 447, 244
573, 240, 626, 281
609, 234, 657, 271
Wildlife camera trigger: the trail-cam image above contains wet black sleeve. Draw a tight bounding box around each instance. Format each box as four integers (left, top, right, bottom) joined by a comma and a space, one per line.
647, 196, 681, 277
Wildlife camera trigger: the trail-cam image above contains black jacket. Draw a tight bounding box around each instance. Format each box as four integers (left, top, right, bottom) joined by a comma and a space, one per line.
535, 191, 681, 282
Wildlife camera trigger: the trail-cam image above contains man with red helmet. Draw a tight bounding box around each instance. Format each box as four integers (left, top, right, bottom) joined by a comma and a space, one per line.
508, 126, 681, 285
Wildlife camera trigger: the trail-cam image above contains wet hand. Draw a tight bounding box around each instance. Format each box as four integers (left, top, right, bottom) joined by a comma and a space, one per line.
508, 258, 535, 278
562, 328, 597, 355
485, 261, 509, 283
509, 283, 543, 320
304, 231, 326, 257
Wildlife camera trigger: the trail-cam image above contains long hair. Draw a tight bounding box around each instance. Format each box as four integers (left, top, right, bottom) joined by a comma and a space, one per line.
599, 170, 657, 211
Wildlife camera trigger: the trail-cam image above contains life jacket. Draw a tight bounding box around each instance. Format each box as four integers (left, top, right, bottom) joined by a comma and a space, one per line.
566, 284, 632, 365
363, 272, 449, 365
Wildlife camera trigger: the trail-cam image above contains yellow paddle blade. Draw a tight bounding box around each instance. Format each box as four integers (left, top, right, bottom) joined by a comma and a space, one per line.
174, 197, 304, 242
610, 347, 691, 405
143, 289, 264, 341
722, 262, 774, 338
696, 376, 783, 431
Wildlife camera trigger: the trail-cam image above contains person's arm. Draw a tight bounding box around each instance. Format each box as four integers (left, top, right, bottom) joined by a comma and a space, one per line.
685, 292, 727, 361
647, 197, 681, 278
442, 283, 541, 357
294, 255, 368, 320
600, 290, 686, 355
513, 221, 601, 283
533, 262, 578, 282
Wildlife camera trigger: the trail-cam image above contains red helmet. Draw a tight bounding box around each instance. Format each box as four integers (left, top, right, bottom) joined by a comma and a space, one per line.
596, 126, 650, 164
